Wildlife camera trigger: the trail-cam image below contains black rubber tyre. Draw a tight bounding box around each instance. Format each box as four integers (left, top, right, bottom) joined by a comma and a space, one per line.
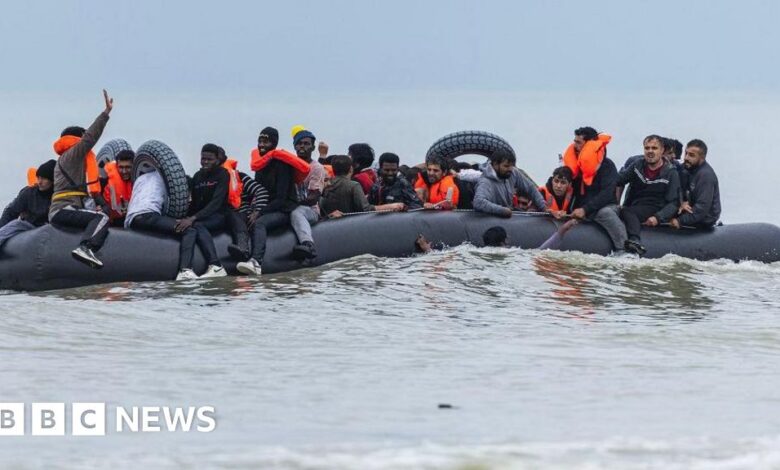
96, 138, 133, 179
133, 140, 189, 218
425, 130, 515, 161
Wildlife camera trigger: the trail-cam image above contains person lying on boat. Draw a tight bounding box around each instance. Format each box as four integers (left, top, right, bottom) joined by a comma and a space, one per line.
538, 166, 574, 220
0, 160, 55, 250
49, 89, 114, 269
562, 126, 627, 255
414, 155, 460, 210
238, 127, 310, 276
473, 148, 546, 218
368, 152, 423, 209
668, 139, 721, 229
616, 134, 681, 256
290, 129, 327, 261
320, 155, 405, 218
101, 150, 134, 227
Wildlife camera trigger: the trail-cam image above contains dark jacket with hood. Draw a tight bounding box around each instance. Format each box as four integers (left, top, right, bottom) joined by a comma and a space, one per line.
679, 161, 721, 227
571, 157, 619, 216
0, 186, 53, 228
368, 175, 422, 208
617, 159, 681, 222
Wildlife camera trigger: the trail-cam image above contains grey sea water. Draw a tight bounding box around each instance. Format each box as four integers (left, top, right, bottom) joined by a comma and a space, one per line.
2, 91, 780, 469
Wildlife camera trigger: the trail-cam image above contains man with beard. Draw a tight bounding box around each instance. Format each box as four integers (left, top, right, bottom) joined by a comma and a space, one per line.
617, 135, 681, 255
290, 129, 327, 260
669, 139, 721, 229
473, 148, 546, 217
414, 155, 460, 209
368, 152, 422, 209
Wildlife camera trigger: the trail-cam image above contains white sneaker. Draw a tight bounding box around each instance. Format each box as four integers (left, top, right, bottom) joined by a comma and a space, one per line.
200, 265, 227, 279
236, 258, 262, 276
176, 269, 199, 281
71, 245, 103, 269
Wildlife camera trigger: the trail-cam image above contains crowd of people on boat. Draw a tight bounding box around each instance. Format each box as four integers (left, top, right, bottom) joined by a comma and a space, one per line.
0, 91, 721, 280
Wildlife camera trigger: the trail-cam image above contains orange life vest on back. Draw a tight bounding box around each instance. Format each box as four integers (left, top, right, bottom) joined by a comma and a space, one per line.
414, 173, 460, 207
53, 135, 102, 196
250, 148, 310, 184
222, 159, 243, 210
539, 185, 573, 213
102, 161, 133, 222
562, 133, 612, 190
27, 167, 37, 187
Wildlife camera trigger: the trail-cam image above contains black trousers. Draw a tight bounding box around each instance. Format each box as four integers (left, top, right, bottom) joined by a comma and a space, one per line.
619, 205, 659, 241
250, 211, 290, 263
51, 207, 110, 251
130, 212, 224, 270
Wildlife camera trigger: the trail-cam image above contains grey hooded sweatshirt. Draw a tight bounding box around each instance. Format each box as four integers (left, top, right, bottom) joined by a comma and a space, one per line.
473, 163, 546, 216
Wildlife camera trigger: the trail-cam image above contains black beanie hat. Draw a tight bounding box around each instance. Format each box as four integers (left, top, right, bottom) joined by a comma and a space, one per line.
259, 127, 279, 148
36, 159, 56, 181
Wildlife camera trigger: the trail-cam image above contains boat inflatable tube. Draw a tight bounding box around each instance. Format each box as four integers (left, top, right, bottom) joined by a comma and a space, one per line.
1, 212, 780, 291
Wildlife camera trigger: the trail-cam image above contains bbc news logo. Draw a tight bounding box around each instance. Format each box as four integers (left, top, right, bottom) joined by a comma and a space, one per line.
0, 403, 216, 436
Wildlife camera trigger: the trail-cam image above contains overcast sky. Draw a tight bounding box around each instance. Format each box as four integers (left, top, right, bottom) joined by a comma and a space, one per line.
1, 0, 779, 93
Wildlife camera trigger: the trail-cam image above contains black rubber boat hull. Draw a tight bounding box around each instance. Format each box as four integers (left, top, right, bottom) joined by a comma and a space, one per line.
1, 212, 779, 292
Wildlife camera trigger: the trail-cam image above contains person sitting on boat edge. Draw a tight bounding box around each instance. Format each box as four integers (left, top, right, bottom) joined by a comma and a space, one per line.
349, 143, 377, 195
290, 129, 327, 261
101, 150, 134, 227
538, 166, 574, 220
237, 127, 310, 276
473, 148, 546, 218
214, 146, 255, 262
48, 90, 114, 269
369, 152, 423, 209
563, 126, 628, 255
320, 155, 405, 218
171, 143, 231, 279
617, 135, 681, 255
669, 139, 721, 229
414, 155, 460, 209
0, 159, 55, 249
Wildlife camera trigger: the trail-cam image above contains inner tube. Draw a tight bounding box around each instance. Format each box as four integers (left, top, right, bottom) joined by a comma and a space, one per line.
132, 140, 190, 218
1, 212, 779, 292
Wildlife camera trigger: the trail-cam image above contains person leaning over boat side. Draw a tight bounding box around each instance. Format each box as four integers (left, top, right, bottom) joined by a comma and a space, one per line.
320, 155, 404, 218
369, 152, 423, 209
414, 155, 460, 209
538, 166, 575, 220
48, 90, 114, 269
290, 129, 327, 260
237, 127, 309, 276
101, 150, 134, 227
349, 143, 377, 195
172, 144, 230, 279
472, 148, 546, 218
668, 139, 721, 229
563, 126, 628, 254
617, 135, 681, 255
0, 160, 55, 249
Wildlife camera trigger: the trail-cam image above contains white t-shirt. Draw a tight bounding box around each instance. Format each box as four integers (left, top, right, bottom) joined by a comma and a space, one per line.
124, 171, 166, 228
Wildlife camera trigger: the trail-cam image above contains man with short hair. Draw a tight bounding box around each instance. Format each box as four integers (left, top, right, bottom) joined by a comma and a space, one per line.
414, 156, 460, 209
538, 166, 574, 219
563, 126, 628, 254
349, 143, 377, 194
290, 129, 327, 260
617, 135, 681, 255
0, 160, 55, 248
669, 139, 721, 229
49, 90, 114, 268
369, 152, 423, 209
321, 155, 404, 217
473, 148, 546, 217
102, 149, 134, 226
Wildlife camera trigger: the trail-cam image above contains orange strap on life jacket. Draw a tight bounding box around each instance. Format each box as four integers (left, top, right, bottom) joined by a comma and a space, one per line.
53, 135, 102, 195
27, 167, 37, 187
250, 148, 310, 184
539, 186, 573, 213
562, 133, 611, 188
102, 161, 133, 221
415, 173, 460, 207
223, 159, 243, 210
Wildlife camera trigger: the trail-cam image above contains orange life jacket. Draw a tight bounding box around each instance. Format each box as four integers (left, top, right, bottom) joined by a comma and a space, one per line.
102, 161, 133, 221
414, 173, 460, 207
539, 185, 573, 213
250, 148, 310, 184
323, 165, 334, 178
53, 135, 102, 195
222, 159, 243, 210
27, 167, 37, 187
562, 133, 612, 190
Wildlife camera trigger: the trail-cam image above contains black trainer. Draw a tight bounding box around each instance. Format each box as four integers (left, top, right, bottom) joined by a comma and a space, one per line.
292, 241, 317, 261
624, 239, 647, 256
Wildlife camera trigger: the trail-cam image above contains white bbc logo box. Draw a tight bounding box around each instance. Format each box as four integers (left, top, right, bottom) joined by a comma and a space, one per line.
0, 403, 105, 436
